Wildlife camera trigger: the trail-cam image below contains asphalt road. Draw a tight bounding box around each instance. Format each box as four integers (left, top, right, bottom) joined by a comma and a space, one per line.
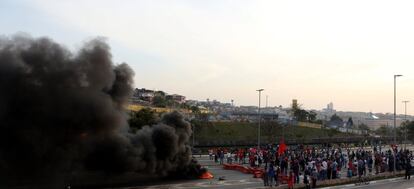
119, 145, 414, 189
320, 177, 414, 189
119, 156, 264, 189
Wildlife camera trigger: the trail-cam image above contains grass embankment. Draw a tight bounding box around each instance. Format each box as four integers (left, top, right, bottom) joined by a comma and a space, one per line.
194, 121, 348, 145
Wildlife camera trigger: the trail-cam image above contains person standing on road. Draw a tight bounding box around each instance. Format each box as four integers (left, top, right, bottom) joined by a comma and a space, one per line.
268, 162, 275, 187
288, 171, 294, 189
368, 156, 373, 174
321, 159, 327, 180
219, 150, 224, 165
263, 165, 269, 187
226, 151, 232, 164
405, 159, 412, 180
332, 160, 338, 179
357, 158, 364, 181
275, 166, 280, 187
304, 167, 311, 189
311, 168, 318, 189
292, 159, 300, 184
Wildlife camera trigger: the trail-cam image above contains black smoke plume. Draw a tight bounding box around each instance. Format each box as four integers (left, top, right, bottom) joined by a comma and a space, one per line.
0, 34, 202, 187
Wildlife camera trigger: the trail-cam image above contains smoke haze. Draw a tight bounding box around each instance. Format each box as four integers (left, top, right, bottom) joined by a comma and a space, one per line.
0, 34, 198, 187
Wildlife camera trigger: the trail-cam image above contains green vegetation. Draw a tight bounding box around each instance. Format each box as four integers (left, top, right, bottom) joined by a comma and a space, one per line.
193, 121, 347, 144
128, 108, 158, 132
330, 114, 343, 123
291, 105, 320, 123
375, 124, 404, 137
402, 120, 414, 139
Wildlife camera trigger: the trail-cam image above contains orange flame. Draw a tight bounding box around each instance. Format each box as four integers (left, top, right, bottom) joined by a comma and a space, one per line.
199, 171, 214, 179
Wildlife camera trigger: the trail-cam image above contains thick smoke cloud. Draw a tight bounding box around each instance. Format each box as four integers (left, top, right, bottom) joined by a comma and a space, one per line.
0, 35, 199, 187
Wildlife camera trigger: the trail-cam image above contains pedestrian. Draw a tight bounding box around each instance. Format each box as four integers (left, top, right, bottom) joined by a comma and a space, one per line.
268, 163, 275, 187
304, 171, 310, 189
405, 160, 412, 180
288, 171, 294, 189
293, 159, 300, 183
219, 150, 224, 165
275, 166, 280, 186
311, 168, 318, 188
263, 165, 269, 187
226, 151, 232, 164
368, 156, 373, 173
357, 158, 364, 181
321, 159, 327, 180
332, 160, 338, 179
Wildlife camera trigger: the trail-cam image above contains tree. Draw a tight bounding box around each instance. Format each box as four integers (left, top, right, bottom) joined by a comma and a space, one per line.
128, 108, 158, 132
358, 123, 370, 135
294, 109, 309, 122
347, 117, 354, 128
314, 119, 323, 124
152, 95, 167, 107
308, 111, 317, 122
375, 125, 391, 136
358, 123, 369, 130
405, 121, 414, 140
330, 114, 343, 123
327, 114, 343, 128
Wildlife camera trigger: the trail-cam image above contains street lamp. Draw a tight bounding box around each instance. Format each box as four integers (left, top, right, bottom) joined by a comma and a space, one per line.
257, 89, 264, 150
402, 100, 409, 149
393, 74, 402, 173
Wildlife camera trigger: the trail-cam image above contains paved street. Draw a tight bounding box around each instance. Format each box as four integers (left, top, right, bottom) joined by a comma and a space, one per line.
120, 145, 414, 189
320, 177, 414, 189
118, 155, 264, 189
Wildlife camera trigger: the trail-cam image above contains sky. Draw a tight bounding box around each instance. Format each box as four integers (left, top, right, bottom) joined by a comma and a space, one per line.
1, 0, 414, 114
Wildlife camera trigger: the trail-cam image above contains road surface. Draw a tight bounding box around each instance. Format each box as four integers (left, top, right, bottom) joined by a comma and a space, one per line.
320, 177, 414, 189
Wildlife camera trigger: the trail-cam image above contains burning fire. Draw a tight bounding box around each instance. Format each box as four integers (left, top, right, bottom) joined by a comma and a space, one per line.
199, 171, 214, 179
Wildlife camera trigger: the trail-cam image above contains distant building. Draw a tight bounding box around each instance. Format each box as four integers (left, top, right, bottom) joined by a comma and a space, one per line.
133, 88, 155, 102
321, 102, 336, 119
166, 94, 186, 104
327, 102, 333, 111
292, 99, 298, 109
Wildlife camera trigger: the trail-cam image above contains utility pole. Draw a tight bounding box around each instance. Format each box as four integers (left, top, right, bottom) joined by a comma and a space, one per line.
393, 74, 402, 174
266, 95, 268, 108
257, 89, 264, 150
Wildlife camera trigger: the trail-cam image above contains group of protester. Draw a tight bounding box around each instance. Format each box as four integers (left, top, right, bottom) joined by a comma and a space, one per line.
209, 143, 413, 188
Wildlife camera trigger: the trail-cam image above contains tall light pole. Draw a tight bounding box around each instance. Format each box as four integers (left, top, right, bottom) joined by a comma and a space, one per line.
257, 89, 264, 150
402, 100, 409, 149
393, 74, 402, 173
266, 95, 269, 108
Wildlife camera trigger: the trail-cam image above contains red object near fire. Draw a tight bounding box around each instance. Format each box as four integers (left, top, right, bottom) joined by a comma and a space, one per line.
199, 171, 214, 179
253, 170, 263, 178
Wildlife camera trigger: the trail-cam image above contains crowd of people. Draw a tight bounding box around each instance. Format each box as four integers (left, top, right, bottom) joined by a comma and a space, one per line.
209, 143, 413, 188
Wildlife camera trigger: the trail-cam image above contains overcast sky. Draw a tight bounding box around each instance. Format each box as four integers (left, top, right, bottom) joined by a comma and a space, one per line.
2, 0, 414, 114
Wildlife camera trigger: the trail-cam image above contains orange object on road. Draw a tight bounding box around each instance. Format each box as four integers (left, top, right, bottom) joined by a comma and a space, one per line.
253, 170, 263, 178
200, 171, 214, 179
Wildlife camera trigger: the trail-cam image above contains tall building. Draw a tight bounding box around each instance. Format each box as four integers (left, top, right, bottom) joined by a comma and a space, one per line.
327, 102, 334, 111
292, 99, 298, 109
